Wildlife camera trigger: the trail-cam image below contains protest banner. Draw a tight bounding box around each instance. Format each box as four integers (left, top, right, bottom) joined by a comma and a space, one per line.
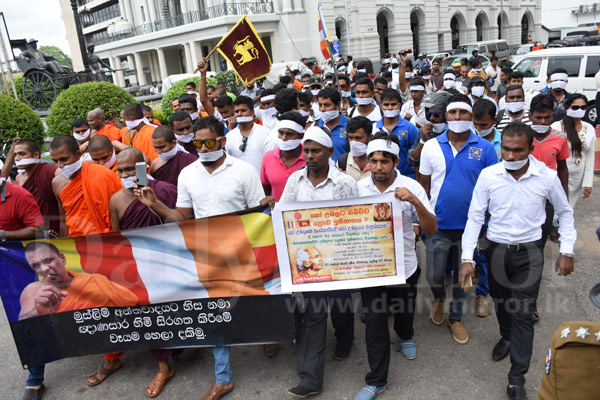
272, 193, 405, 292
0, 207, 293, 368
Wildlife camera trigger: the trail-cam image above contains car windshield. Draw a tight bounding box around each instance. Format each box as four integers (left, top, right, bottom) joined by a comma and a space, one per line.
516, 46, 531, 55
454, 45, 478, 55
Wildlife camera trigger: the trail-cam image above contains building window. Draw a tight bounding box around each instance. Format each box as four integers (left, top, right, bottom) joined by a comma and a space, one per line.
86, 2, 121, 24
85, 29, 109, 45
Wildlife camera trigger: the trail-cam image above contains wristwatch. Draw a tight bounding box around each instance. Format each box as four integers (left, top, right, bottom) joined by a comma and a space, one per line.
461, 259, 475, 266
0, 230, 6, 241
560, 252, 574, 258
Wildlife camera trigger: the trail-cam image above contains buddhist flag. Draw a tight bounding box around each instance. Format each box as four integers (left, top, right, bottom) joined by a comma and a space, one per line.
318, 5, 334, 61
216, 15, 272, 85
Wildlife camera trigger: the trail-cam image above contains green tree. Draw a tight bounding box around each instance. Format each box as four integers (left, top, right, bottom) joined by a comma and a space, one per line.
39, 46, 72, 69
0, 94, 45, 144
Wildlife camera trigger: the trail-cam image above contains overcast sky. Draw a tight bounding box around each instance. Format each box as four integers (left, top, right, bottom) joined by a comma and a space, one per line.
2, 0, 71, 56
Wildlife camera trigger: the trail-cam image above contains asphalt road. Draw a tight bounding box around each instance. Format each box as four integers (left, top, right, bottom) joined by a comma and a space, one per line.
1, 179, 599, 400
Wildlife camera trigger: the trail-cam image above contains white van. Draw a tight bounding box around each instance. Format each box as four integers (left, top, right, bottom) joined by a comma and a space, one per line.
512, 47, 600, 123
454, 40, 511, 65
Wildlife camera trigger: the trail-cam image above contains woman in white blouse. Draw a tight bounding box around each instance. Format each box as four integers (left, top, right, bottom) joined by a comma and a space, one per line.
551, 93, 596, 209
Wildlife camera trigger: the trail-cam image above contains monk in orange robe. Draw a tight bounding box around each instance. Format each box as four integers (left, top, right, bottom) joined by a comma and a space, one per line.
88, 135, 119, 175
87, 108, 122, 142
142, 104, 162, 126
123, 103, 159, 163
19, 241, 138, 386
50, 136, 123, 238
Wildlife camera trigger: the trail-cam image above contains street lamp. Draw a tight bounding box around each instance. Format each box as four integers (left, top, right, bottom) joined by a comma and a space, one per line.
70, 0, 91, 74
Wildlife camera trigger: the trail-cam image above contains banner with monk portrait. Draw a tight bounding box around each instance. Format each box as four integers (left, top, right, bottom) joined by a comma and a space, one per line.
0, 207, 293, 368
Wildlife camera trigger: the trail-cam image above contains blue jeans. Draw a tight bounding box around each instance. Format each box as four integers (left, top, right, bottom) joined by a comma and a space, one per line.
26, 364, 45, 387
475, 248, 490, 296
213, 346, 232, 386
424, 229, 467, 322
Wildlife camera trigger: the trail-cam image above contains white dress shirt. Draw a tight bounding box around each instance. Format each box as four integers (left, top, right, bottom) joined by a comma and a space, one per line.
176, 155, 265, 219
462, 156, 576, 258
357, 172, 435, 278
280, 164, 358, 202
254, 108, 278, 130
225, 122, 270, 173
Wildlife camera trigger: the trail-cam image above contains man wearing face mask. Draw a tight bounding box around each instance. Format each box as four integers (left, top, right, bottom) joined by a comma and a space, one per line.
297, 91, 316, 129
373, 77, 389, 105
401, 77, 427, 125
260, 111, 306, 201
497, 86, 532, 132
88, 135, 118, 173
71, 118, 93, 161
308, 79, 323, 119
459, 122, 576, 400
133, 116, 269, 400
336, 116, 373, 181
263, 88, 301, 152
150, 125, 198, 186
468, 77, 497, 109
316, 87, 348, 161
338, 74, 357, 115
442, 71, 458, 92
225, 96, 270, 173
430, 58, 444, 91
254, 89, 279, 130
374, 89, 419, 179
215, 95, 237, 134
419, 95, 497, 345
541, 69, 570, 122
170, 110, 199, 156
419, 67, 435, 95
122, 103, 159, 163
347, 78, 382, 122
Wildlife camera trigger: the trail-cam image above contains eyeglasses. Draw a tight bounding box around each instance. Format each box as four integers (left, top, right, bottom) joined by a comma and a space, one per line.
192, 138, 221, 149
239, 136, 248, 152
570, 105, 586, 111
426, 111, 442, 119
116, 167, 136, 174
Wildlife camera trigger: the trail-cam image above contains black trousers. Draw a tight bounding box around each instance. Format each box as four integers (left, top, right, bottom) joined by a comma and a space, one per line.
360, 267, 421, 387
485, 240, 544, 386
296, 290, 355, 391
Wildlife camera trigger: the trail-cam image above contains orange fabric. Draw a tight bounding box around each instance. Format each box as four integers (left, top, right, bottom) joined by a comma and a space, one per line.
59, 162, 123, 237
200, 111, 208, 118
294, 79, 303, 91
55, 271, 138, 313
152, 118, 161, 126
532, 45, 543, 51
120, 126, 129, 143
180, 216, 268, 298
126, 124, 159, 162
93, 125, 122, 142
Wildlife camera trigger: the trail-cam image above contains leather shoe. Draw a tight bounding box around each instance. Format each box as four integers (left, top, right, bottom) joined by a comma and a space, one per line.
201, 383, 234, 400
492, 338, 511, 361
263, 343, 279, 357
506, 384, 528, 400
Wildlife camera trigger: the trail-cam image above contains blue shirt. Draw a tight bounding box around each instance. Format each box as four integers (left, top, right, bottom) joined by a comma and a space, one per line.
317, 112, 348, 161
489, 128, 502, 162
374, 116, 419, 178
434, 130, 497, 229
240, 88, 259, 98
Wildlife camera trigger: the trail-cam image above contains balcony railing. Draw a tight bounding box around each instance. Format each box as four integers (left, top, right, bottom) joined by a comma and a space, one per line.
94, 1, 274, 46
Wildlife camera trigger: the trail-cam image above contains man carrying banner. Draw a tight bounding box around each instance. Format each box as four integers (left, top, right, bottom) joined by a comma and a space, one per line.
133, 116, 270, 400
279, 126, 357, 398
353, 133, 437, 400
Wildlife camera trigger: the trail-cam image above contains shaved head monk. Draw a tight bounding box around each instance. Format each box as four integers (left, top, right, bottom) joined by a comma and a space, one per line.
87, 108, 122, 142
122, 103, 159, 163
71, 118, 93, 161
50, 135, 123, 238
149, 125, 198, 186
142, 104, 162, 126
89, 135, 117, 173
19, 241, 138, 387
108, 148, 178, 396
0, 138, 61, 234
170, 110, 199, 156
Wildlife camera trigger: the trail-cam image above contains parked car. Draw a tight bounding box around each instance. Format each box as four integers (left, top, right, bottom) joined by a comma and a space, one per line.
427, 52, 452, 63
454, 40, 511, 66
509, 44, 534, 65
512, 46, 600, 123
442, 54, 490, 69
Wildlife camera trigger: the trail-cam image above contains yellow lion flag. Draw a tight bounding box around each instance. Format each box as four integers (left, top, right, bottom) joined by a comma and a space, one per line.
216, 15, 272, 85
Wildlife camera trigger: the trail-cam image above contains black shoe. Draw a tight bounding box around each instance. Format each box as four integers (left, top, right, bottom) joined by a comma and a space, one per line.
333, 342, 351, 361
288, 385, 320, 398
506, 384, 528, 400
493, 338, 511, 361
22, 385, 44, 400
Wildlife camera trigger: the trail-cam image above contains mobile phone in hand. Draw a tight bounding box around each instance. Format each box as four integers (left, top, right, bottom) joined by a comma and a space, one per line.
135, 162, 147, 187
463, 274, 473, 293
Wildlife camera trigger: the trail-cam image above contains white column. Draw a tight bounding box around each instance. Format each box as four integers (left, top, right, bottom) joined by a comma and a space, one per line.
189, 41, 200, 67
110, 56, 125, 87
133, 52, 147, 85
184, 43, 193, 73
126, 55, 136, 84
157, 48, 168, 80
150, 52, 159, 82
146, 0, 157, 23
180, 0, 189, 22
282, 0, 293, 13
293, 0, 303, 12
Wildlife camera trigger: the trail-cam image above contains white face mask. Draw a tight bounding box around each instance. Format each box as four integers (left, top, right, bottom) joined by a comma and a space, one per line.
297, 109, 310, 117
125, 118, 144, 130
278, 138, 302, 151
471, 86, 485, 97
158, 146, 178, 162
311, 89, 320, 96
505, 101, 525, 113
476, 126, 494, 137
15, 158, 40, 167
383, 109, 400, 119
566, 108, 586, 119
121, 176, 137, 189
73, 129, 90, 141
189, 112, 198, 121
326, 80, 333, 86
433, 122, 448, 133
59, 158, 83, 179
471, 68, 482, 74
503, 158, 528, 171
341, 91, 352, 98
356, 97, 372, 106
531, 124, 550, 134
549, 80, 567, 90
199, 149, 224, 163
104, 151, 117, 169
295, 75, 301, 80
236, 116, 254, 123
443, 81, 456, 89
423, 75, 432, 80
176, 132, 195, 143
287, 84, 293, 89
405, 72, 414, 79
265, 107, 278, 116
448, 120, 472, 133
349, 141, 367, 157
357, 69, 367, 73
320, 110, 340, 123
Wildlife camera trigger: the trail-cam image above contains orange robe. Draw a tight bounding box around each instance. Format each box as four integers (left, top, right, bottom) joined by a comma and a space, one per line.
93, 125, 122, 142
120, 126, 128, 142
124, 124, 159, 162
59, 162, 123, 237
152, 118, 161, 126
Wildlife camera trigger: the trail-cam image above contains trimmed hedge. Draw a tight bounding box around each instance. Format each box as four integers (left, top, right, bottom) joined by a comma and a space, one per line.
46, 81, 135, 138
160, 76, 216, 122
0, 94, 45, 144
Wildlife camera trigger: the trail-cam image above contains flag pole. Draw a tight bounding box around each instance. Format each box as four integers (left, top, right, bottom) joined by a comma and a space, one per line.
193, 46, 219, 74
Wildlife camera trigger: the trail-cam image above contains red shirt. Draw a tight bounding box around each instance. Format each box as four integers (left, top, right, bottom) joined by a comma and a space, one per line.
260, 148, 306, 201
532, 129, 570, 170
0, 181, 45, 231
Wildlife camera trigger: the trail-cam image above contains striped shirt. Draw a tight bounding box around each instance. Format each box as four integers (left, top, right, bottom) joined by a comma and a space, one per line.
496, 109, 531, 132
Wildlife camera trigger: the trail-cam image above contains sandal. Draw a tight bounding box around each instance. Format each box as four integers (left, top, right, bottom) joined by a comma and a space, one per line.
145, 370, 175, 398
86, 359, 123, 386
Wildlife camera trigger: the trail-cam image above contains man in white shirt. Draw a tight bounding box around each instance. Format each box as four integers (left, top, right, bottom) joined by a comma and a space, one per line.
459, 122, 576, 400
347, 77, 382, 122
134, 116, 268, 400
400, 77, 427, 127
353, 133, 437, 400
254, 89, 279, 130
149, 81, 160, 95
225, 96, 270, 173
281, 126, 358, 399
